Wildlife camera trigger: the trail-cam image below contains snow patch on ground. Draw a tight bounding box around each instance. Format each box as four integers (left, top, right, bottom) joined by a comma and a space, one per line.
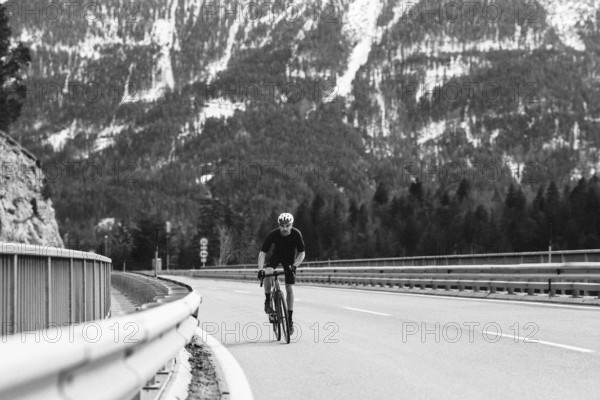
490, 129, 501, 145
184, 0, 206, 26
395, 26, 545, 63
337, 0, 384, 97
418, 120, 446, 145
45, 119, 126, 154
538, 0, 600, 51
416, 55, 471, 101
120, 14, 177, 103
502, 154, 524, 183
178, 99, 246, 138
93, 123, 127, 152
543, 136, 569, 150
206, 21, 240, 82
573, 121, 581, 150
46, 121, 78, 152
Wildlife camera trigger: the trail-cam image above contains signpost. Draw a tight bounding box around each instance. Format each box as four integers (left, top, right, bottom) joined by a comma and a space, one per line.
154, 228, 159, 277
200, 238, 208, 268
166, 221, 171, 270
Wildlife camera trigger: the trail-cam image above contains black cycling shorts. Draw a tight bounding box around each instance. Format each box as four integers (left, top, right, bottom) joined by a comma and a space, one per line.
269, 263, 296, 284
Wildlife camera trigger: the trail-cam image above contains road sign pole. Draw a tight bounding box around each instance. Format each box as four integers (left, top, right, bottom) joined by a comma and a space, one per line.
154, 229, 159, 277
200, 237, 208, 268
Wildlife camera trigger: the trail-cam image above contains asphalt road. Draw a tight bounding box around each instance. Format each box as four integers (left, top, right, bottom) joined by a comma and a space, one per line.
164, 276, 600, 400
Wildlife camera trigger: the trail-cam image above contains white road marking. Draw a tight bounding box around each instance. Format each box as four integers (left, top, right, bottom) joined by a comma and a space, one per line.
481, 330, 595, 353
301, 285, 600, 311
343, 307, 391, 316
196, 328, 254, 400
234, 290, 250, 294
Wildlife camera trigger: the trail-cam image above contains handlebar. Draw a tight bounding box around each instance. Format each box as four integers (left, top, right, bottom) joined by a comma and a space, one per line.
259, 270, 292, 287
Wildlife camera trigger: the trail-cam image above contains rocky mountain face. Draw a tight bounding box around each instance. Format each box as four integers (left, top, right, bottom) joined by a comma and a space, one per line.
2, 0, 599, 250
0, 130, 63, 245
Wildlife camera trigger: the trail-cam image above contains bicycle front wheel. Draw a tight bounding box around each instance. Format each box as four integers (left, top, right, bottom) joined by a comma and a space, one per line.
272, 295, 281, 341
276, 290, 290, 344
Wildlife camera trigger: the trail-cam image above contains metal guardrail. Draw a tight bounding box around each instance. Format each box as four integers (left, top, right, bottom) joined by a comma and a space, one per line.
111, 272, 171, 308
206, 249, 600, 269
0, 289, 201, 400
167, 262, 600, 299
0, 242, 112, 335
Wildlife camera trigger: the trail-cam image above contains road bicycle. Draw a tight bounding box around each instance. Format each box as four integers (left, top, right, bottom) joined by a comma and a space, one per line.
260, 270, 291, 344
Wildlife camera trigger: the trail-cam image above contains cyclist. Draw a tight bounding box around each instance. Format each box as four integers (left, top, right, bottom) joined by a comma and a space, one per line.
257, 212, 305, 334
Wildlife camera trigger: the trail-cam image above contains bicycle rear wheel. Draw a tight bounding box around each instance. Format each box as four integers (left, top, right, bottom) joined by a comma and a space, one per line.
276, 290, 290, 343
271, 295, 281, 341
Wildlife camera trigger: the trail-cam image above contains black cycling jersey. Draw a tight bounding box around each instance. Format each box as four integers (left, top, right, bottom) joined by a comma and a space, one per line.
261, 227, 305, 268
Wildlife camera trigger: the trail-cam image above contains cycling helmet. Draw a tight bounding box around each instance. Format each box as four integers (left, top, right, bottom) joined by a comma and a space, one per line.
278, 212, 294, 225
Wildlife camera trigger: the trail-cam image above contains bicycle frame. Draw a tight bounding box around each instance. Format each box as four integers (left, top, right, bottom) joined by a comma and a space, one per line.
260, 270, 291, 343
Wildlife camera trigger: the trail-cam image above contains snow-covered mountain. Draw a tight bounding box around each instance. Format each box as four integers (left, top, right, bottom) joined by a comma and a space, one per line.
2, 0, 600, 245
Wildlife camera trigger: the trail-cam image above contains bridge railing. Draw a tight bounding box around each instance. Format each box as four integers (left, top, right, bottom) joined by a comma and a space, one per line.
0, 288, 201, 400
0, 242, 112, 335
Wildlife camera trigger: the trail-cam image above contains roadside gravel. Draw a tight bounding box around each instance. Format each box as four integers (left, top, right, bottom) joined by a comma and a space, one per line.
185, 338, 222, 400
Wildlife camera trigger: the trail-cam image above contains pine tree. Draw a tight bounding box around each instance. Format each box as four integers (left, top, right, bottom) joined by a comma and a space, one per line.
0, 5, 30, 132
293, 201, 314, 259
456, 178, 470, 203
502, 184, 535, 251
373, 182, 390, 206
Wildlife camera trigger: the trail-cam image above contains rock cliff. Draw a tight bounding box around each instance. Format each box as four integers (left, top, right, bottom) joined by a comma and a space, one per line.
0, 130, 63, 245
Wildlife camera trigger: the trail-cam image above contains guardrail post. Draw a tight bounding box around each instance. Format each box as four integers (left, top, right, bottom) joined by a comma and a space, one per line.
70, 258, 74, 324
92, 261, 96, 319
571, 285, 579, 298
12, 254, 18, 334
527, 283, 534, 296
83, 260, 87, 321
47, 256, 52, 326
